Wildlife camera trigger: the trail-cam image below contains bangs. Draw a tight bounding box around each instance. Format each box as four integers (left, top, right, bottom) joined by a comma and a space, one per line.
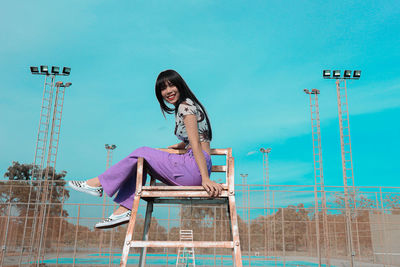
155, 70, 180, 92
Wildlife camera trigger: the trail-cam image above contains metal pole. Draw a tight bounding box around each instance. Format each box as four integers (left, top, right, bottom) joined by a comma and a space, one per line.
379, 187, 391, 265
273, 191, 277, 266
213, 207, 216, 266
281, 208, 286, 267
240, 174, 247, 222
55, 186, 66, 266
37, 81, 64, 264
0, 185, 13, 267
304, 89, 332, 266
240, 173, 249, 261
19, 74, 55, 266
260, 148, 271, 258
72, 205, 81, 267
247, 179, 251, 265
99, 144, 116, 256
335, 80, 355, 267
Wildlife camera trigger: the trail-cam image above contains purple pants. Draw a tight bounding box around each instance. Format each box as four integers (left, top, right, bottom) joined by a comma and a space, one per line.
98, 146, 212, 210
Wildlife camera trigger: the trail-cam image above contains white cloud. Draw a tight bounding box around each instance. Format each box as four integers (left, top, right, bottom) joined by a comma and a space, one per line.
246, 150, 257, 156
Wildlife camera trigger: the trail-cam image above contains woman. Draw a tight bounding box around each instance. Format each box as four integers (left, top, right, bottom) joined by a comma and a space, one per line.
68, 70, 222, 229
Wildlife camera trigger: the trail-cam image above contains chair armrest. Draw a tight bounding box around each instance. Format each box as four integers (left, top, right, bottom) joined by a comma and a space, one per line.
156, 148, 187, 154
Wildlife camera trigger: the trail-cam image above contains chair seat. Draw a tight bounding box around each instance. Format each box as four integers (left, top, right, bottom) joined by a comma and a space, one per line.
140, 190, 229, 198
140, 185, 230, 198
142, 185, 228, 191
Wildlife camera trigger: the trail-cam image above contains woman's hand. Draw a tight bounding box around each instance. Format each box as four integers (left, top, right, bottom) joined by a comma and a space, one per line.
202, 178, 223, 197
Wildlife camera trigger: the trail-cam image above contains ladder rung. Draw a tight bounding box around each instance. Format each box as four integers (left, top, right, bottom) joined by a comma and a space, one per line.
141, 191, 229, 198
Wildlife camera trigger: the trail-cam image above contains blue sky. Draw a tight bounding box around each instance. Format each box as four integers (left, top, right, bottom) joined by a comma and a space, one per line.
1, 0, 399, 191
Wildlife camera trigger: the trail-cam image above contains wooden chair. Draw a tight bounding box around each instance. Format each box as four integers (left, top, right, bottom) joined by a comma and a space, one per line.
120, 148, 243, 267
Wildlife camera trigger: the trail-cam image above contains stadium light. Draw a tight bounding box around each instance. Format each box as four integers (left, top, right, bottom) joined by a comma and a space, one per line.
322, 70, 331, 78
30, 65, 71, 77
344, 70, 352, 78
332, 70, 341, 78
322, 69, 362, 80
353, 70, 361, 79
30, 66, 39, 74
40, 65, 49, 74
51, 66, 60, 74
55, 82, 73, 88
62, 67, 71, 76
260, 148, 271, 153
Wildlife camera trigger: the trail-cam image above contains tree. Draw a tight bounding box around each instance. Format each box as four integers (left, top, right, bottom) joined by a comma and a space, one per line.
2, 161, 70, 217
385, 194, 400, 215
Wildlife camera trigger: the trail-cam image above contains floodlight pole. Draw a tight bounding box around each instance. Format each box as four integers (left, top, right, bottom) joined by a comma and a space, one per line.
260, 148, 271, 256
324, 70, 361, 267
99, 144, 117, 255
240, 173, 251, 262
19, 66, 71, 266
335, 79, 362, 266
37, 82, 71, 264
304, 89, 330, 267
240, 174, 248, 222
19, 74, 56, 265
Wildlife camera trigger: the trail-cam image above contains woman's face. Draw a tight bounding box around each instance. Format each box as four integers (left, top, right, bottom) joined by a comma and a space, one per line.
161, 81, 180, 106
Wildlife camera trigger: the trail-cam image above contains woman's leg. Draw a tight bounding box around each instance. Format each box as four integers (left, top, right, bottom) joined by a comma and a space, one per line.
97, 146, 178, 210
95, 146, 212, 211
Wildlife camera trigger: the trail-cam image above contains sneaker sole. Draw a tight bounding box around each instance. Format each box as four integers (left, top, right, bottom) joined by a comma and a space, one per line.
68, 181, 102, 197
95, 218, 130, 229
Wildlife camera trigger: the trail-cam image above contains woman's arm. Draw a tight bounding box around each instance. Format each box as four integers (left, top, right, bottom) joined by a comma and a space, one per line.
183, 114, 222, 197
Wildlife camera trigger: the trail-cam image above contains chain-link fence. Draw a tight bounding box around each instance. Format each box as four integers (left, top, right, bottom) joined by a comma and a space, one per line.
1, 181, 399, 266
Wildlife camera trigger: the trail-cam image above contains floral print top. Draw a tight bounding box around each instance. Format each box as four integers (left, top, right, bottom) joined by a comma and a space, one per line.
175, 98, 211, 147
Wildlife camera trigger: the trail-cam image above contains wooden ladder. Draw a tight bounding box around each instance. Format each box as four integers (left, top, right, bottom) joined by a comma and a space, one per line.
176, 230, 195, 267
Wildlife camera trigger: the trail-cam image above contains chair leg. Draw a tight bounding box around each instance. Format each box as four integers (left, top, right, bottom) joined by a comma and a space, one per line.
138, 200, 154, 267
228, 195, 243, 267
225, 202, 236, 267
120, 194, 142, 267
121, 157, 146, 267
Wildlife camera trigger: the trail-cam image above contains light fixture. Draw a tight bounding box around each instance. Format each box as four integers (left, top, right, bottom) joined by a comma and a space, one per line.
311, 89, 320, 94
323, 70, 331, 78
62, 67, 71, 76
323, 69, 362, 80
30, 66, 39, 74
332, 70, 341, 78
51, 66, 60, 74
304, 89, 310, 94
64, 82, 72, 87
344, 70, 352, 78
40, 65, 49, 74
353, 70, 361, 79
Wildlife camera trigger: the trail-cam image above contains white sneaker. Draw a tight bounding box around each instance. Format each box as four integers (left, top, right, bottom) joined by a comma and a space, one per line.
68, 180, 103, 197
95, 210, 131, 229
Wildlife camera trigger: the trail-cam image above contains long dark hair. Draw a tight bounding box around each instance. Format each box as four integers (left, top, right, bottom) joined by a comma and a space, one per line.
155, 69, 212, 141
